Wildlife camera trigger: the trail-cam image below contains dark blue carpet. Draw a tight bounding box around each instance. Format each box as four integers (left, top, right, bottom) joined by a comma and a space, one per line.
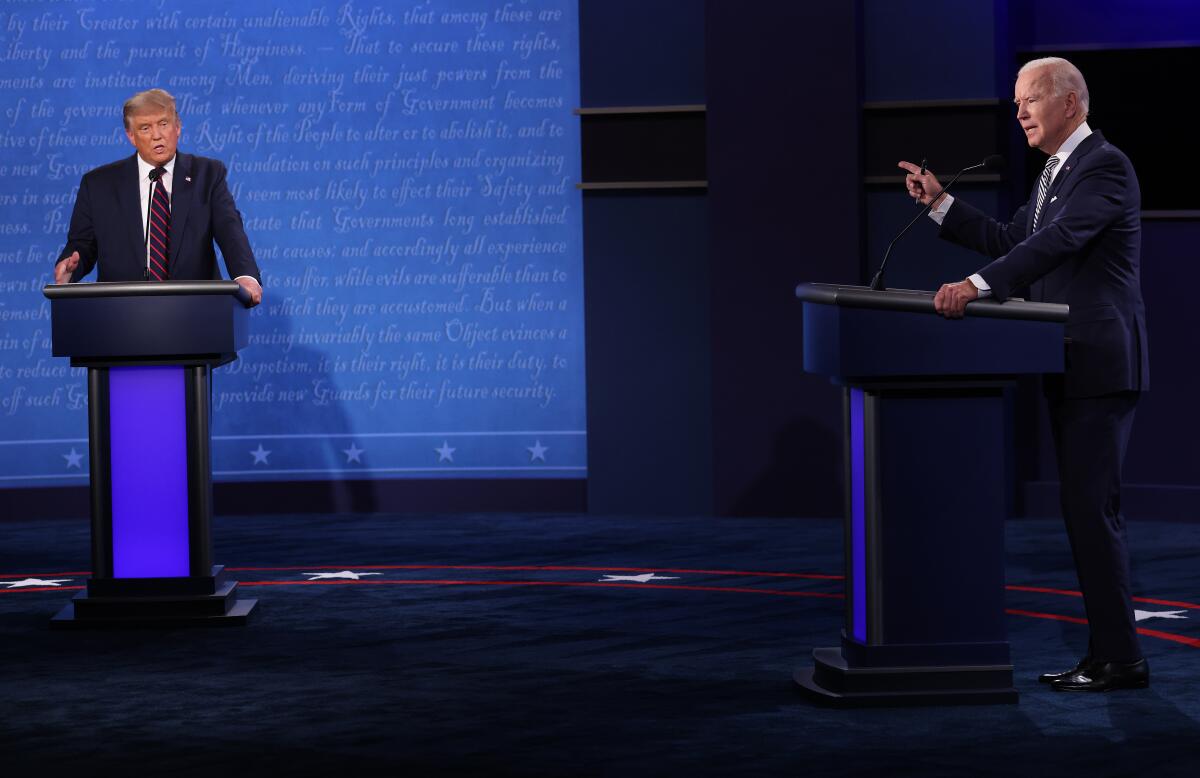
1, 514, 1198, 775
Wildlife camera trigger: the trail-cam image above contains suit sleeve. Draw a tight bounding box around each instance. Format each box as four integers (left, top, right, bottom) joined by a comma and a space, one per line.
938, 198, 1030, 261
57, 174, 99, 282
975, 154, 1128, 301
209, 161, 261, 284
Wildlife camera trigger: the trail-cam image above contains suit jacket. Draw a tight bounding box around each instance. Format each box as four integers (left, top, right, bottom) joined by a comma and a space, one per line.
57, 152, 260, 284
939, 131, 1149, 399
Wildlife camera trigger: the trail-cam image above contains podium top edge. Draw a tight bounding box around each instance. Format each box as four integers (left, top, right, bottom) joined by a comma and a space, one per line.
795, 282, 1068, 323
44, 280, 253, 307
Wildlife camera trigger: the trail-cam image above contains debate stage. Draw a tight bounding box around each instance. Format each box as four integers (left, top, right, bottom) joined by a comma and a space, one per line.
2, 512, 1198, 775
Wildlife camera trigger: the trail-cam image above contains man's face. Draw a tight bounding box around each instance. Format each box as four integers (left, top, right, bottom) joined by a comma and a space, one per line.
1014, 68, 1076, 154
125, 108, 181, 166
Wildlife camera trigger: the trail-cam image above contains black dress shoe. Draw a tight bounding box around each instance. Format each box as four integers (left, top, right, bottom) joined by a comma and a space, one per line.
1050, 658, 1150, 692
1038, 656, 1093, 684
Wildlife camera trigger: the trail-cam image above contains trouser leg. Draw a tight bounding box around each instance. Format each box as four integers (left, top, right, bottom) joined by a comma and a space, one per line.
1047, 391, 1141, 663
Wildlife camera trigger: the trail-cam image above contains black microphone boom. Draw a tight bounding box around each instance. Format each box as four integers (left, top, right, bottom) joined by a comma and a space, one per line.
868, 155, 1005, 291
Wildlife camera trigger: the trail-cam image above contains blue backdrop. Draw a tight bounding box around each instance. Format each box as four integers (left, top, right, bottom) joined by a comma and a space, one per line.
0, 0, 586, 488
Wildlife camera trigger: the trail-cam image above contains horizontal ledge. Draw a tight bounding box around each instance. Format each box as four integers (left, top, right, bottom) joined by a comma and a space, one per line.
862, 98, 1007, 110
578, 181, 708, 190
575, 104, 706, 115
43, 280, 252, 305
796, 282, 1069, 323
1142, 210, 1200, 220
864, 174, 1003, 185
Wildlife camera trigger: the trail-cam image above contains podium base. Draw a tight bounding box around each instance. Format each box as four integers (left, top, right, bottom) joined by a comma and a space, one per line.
795, 647, 1018, 707
50, 597, 256, 629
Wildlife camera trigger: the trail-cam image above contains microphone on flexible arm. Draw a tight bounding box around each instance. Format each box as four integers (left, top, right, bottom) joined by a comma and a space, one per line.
144, 166, 167, 281
868, 154, 1005, 291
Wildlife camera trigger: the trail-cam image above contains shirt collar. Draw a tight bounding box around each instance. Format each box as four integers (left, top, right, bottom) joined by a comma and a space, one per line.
1050, 121, 1091, 165
136, 154, 176, 182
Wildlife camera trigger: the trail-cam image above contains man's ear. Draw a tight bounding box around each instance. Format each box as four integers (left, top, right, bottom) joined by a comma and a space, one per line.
1063, 91, 1079, 119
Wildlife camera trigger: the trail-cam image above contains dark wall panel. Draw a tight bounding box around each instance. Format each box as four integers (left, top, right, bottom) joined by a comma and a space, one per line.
579, 0, 706, 107
583, 193, 712, 515
707, 2, 862, 517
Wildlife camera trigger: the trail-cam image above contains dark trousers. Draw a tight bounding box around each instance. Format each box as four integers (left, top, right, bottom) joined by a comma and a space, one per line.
1046, 388, 1141, 663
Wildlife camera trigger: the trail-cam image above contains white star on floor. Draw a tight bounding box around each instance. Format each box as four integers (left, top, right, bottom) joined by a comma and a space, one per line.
598, 573, 680, 583
435, 441, 456, 462
526, 440, 549, 462
62, 448, 83, 469
1135, 609, 1189, 622
302, 571, 382, 581
343, 443, 364, 464
250, 444, 271, 465
2, 578, 73, 588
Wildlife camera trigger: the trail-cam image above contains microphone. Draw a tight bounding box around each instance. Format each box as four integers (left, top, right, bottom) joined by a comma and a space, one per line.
144, 167, 167, 281
868, 154, 1005, 291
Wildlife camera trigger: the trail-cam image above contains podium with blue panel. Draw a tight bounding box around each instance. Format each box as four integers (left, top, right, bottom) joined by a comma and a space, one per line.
43, 281, 257, 627
793, 283, 1068, 706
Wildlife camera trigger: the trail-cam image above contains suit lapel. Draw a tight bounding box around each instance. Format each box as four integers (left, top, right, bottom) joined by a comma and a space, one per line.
119, 155, 144, 264
1027, 130, 1104, 234
168, 153, 193, 271
1048, 130, 1103, 199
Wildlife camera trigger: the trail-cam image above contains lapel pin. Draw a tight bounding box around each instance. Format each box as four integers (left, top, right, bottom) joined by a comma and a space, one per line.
1050, 196, 1058, 203
185, 176, 191, 182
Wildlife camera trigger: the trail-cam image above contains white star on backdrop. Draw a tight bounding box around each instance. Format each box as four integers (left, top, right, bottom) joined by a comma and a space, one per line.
2, 578, 73, 588
302, 571, 382, 581
342, 443, 364, 463
435, 441, 456, 462
62, 448, 83, 469
598, 573, 680, 583
250, 444, 271, 465
526, 440, 549, 462
1135, 609, 1189, 622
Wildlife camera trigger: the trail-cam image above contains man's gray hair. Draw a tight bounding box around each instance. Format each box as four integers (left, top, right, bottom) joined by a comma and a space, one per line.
122, 88, 179, 129
1018, 57, 1090, 118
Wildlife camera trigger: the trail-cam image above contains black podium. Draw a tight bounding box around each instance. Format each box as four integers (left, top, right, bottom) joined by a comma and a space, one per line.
792, 283, 1068, 706
42, 281, 257, 627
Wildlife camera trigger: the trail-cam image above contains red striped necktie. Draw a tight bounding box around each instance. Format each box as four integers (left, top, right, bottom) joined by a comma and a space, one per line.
148, 167, 170, 281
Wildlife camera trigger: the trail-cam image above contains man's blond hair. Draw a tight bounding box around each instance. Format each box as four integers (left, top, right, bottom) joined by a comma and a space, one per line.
122, 88, 179, 129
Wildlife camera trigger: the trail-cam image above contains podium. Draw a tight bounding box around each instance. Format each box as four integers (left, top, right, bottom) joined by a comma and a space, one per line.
42, 281, 257, 627
792, 283, 1068, 706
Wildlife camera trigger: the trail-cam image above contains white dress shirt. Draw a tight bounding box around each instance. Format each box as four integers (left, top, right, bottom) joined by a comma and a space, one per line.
929, 121, 1093, 296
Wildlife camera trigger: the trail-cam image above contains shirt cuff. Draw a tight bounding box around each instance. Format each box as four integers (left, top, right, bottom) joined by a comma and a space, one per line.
969, 273, 991, 298
927, 194, 955, 225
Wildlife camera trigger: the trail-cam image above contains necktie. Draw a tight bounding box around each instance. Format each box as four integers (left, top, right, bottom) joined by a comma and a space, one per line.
1032, 155, 1060, 231
148, 168, 170, 281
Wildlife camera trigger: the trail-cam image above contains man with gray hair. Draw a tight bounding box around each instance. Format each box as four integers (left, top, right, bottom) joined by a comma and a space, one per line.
899, 57, 1150, 692
53, 88, 262, 305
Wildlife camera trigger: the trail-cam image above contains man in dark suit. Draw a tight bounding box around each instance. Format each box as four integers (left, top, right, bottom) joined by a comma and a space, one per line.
53, 88, 262, 305
899, 57, 1150, 692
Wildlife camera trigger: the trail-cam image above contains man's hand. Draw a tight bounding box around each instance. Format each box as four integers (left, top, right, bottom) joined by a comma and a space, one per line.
235, 276, 263, 307
54, 252, 80, 284
898, 161, 947, 209
933, 279, 979, 319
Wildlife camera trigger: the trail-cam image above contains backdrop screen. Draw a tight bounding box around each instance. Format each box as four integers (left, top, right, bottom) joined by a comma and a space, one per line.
0, 0, 586, 487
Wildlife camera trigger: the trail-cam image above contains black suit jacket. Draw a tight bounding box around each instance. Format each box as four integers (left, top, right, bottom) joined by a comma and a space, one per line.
57, 152, 260, 284
939, 131, 1148, 399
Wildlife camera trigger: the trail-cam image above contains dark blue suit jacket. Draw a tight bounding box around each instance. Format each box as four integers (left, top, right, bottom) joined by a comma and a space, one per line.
57, 152, 260, 284
939, 131, 1149, 399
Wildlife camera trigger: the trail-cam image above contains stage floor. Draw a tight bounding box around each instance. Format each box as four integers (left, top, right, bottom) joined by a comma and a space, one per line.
2, 513, 1198, 775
